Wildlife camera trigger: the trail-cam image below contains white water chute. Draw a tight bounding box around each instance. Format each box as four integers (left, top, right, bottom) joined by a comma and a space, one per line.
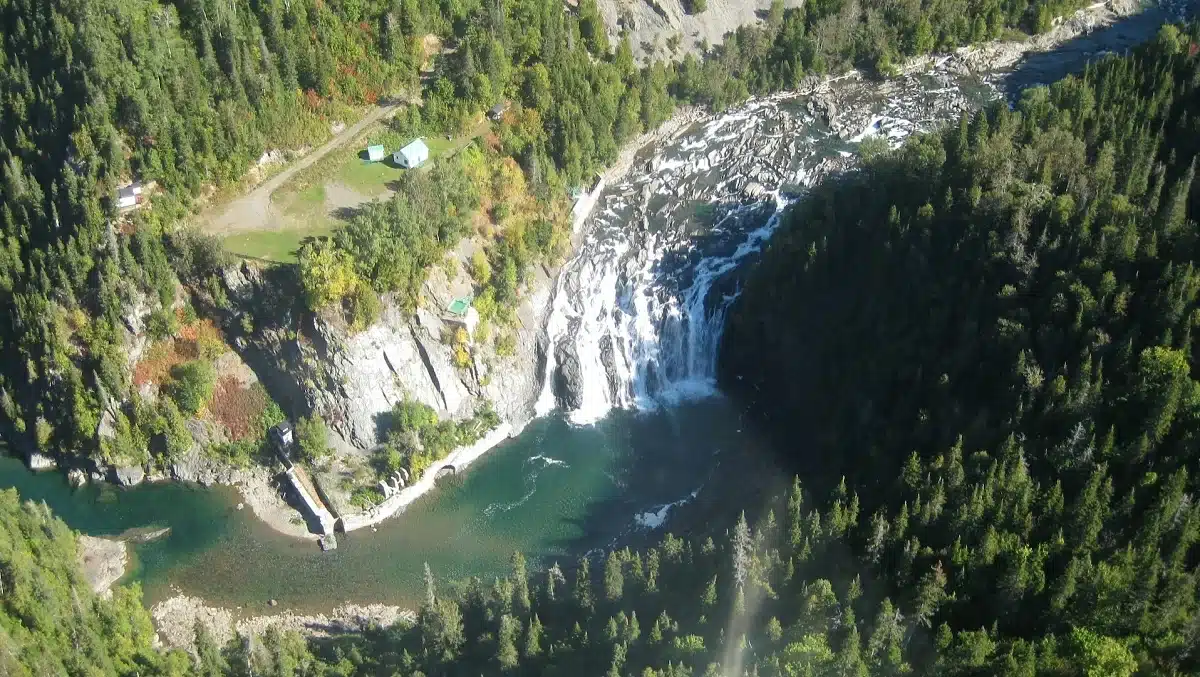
539, 69, 988, 425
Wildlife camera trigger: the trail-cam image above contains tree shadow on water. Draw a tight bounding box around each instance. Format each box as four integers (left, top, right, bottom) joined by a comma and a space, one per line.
1001, 6, 1174, 98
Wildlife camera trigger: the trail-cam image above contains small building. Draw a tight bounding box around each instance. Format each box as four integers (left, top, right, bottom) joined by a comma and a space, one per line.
487, 102, 510, 121
269, 421, 295, 465
445, 296, 480, 339
366, 144, 386, 162
393, 139, 430, 169
117, 182, 146, 210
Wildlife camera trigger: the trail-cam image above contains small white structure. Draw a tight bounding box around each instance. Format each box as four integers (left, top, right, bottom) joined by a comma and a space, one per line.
394, 139, 430, 169
117, 182, 145, 210
488, 102, 510, 121
462, 306, 480, 338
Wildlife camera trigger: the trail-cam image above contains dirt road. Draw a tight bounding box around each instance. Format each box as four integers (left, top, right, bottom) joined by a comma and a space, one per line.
203, 103, 400, 235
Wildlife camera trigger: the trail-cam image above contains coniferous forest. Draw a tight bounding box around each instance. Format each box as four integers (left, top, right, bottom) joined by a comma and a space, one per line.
1, 0, 1106, 471
3, 0, 1200, 674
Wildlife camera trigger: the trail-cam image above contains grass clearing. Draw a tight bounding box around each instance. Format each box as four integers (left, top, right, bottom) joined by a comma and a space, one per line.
336, 154, 402, 194
236, 116, 493, 263
222, 224, 335, 263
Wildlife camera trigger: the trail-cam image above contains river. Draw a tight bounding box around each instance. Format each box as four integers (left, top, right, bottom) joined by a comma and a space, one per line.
0, 3, 1179, 615
1, 401, 746, 612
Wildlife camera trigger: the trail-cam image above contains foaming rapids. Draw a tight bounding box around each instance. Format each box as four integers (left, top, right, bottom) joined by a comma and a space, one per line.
536, 96, 818, 425
537, 65, 997, 425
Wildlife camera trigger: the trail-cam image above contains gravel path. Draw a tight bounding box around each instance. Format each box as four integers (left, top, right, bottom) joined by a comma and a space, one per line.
202, 104, 400, 235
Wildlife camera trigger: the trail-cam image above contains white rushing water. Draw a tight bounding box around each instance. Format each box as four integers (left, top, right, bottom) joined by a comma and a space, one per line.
537, 61, 1012, 426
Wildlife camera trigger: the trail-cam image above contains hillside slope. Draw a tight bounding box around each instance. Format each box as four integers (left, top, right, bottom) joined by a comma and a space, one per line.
722, 23, 1200, 674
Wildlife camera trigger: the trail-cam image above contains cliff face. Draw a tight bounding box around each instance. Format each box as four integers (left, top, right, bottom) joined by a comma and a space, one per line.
594, 0, 803, 62
220, 257, 548, 453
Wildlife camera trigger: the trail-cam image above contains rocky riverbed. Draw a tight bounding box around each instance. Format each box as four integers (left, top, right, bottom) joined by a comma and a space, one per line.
151, 593, 415, 653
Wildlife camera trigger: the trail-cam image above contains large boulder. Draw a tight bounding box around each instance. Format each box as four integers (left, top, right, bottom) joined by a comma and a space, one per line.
170, 442, 239, 486
553, 340, 584, 411
111, 465, 146, 487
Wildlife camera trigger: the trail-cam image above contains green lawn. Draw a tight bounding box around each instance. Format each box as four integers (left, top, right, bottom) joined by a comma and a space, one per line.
222, 224, 335, 263
233, 116, 493, 263
336, 153, 401, 194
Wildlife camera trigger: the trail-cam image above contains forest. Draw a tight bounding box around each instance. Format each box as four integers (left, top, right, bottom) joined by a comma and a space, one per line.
4, 16, 1199, 677
0, 0, 1106, 471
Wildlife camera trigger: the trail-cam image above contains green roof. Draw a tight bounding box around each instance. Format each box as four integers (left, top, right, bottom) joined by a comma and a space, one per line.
447, 296, 472, 315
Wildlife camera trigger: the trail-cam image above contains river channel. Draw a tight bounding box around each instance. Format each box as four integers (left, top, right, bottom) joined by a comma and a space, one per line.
1, 401, 745, 612
0, 3, 1179, 615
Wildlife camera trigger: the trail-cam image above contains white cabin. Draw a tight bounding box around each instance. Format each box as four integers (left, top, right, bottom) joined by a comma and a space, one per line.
394, 139, 430, 169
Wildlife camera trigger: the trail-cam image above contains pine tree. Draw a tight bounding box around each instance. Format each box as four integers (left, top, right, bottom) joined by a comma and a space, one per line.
789, 476, 805, 550
512, 551, 531, 615
546, 562, 562, 603
496, 614, 520, 670
575, 556, 594, 611
424, 562, 437, 608
733, 511, 752, 590
605, 551, 625, 601
524, 614, 544, 658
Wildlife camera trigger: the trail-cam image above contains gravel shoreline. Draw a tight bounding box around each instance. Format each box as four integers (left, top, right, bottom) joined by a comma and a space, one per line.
235, 467, 316, 541
151, 593, 415, 653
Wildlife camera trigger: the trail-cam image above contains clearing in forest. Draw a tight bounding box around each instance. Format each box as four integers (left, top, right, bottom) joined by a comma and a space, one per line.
204, 106, 489, 264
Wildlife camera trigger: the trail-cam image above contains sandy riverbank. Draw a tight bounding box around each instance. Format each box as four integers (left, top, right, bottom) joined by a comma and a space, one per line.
151, 593, 415, 653
235, 467, 317, 541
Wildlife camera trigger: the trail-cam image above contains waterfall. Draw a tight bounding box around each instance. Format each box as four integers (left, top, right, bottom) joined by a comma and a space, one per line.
537, 65, 1000, 425
536, 96, 815, 425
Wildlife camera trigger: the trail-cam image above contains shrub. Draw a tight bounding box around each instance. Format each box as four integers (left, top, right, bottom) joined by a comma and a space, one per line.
495, 332, 517, 357
166, 360, 216, 415
346, 281, 382, 331
146, 309, 179, 340
469, 250, 492, 285
452, 327, 471, 368
295, 414, 332, 464
350, 485, 385, 509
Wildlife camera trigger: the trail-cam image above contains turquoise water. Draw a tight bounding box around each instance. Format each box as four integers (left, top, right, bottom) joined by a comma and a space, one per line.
0, 398, 746, 613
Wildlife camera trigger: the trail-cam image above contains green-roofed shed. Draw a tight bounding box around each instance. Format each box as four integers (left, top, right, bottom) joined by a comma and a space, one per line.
447, 296, 472, 316
366, 145, 386, 162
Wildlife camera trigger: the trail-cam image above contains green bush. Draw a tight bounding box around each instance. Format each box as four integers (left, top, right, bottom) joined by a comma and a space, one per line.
350, 485, 386, 509
146, 309, 179, 340
295, 414, 332, 464
347, 280, 382, 331
165, 360, 216, 415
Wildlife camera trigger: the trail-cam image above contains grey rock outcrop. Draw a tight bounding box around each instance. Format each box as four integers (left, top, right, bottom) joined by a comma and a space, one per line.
68, 468, 89, 487
594, 0, 803, 63
170, 445, 241, 486
112, 465, 146, 487
216, 256, 552, 452
552, 341, 584, 411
